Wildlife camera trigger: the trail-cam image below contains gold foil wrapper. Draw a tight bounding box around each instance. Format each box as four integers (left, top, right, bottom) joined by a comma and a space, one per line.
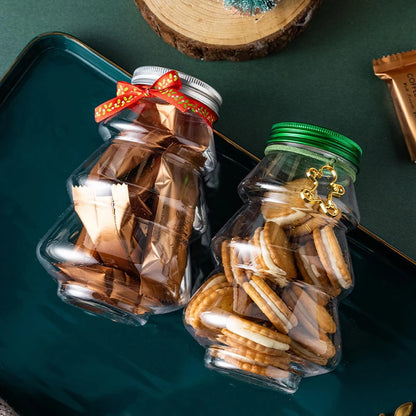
72, 185, 139, 276
110, 268, 141, 309
57, 263, 114, 300
75, 227, 101, 263
374, 50, 416, 162
140, 143, 206, 305
128, 100, 178, 134
56, 263, 145, 314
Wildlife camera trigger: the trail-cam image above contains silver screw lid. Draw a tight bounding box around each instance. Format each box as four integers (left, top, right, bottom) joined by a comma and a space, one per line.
131, 66, 222, 117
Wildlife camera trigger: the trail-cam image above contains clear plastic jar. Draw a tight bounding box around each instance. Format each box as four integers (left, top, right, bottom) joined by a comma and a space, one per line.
37, 66, 222, 325
184, 122, 362, 393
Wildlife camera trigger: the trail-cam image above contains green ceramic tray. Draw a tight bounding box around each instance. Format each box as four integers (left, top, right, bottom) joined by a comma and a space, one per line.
1, 33, 415, 416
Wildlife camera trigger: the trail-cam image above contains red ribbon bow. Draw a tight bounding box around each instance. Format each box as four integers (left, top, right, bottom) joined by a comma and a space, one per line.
94, 70, 217, 126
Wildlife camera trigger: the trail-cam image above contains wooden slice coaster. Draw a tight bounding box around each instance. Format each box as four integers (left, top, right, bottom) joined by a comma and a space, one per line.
135, 0, 323, 61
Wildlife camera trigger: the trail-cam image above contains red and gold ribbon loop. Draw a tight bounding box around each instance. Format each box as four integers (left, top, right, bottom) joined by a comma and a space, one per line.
94, 70, 217, 126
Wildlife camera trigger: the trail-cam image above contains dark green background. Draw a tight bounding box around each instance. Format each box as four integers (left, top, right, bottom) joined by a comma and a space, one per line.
1, 38, 415, 416
1, 0, 416, 260
1, 2, 416, 415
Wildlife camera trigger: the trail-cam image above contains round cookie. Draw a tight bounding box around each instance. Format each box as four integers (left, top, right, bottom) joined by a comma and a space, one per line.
262, 201, 310, 228
232, 285, 268, 322
264, 178, 314, 209
290, 211, 341, 238
304, 284, 331, 306
221, 315, 291, 356
218, 330, 286, 357
210, 346, 291, 379
199, 273, 228, 292
313, 226, 353, 291
221, 239, 234, 283
249, 227, 289, 287
230, 237, 249, 285
185, 273, 228, 324
250, 227, 268, 271
289, 340, 328, 366
184, 276, 231, 333
195, 287, 235, 330
242, 275, 297, 334
294, 238, 332, 290
263, 221, 297, 279
261, 179, 315, 235
282, 290, 317, 337
289, 326, 336, 360
224, 346, 291, 369
240, 237, 254, 279
291, 284, 336, 333
283, 284, 336, 335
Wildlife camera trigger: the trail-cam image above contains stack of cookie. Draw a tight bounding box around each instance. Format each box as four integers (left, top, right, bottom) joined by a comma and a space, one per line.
184, 178, 352, 392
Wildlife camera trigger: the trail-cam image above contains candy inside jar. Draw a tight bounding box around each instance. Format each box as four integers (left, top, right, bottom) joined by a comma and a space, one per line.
184, 122, 362, 393
37, 66, 222, 325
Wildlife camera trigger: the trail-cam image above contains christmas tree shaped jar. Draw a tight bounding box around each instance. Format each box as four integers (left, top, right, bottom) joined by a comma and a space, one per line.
37, 66, 222, 325
184, 122, 362, 393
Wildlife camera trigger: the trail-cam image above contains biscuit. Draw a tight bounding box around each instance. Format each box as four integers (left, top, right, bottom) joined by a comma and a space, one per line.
194, 287, 234, 328
262, 178, 313, 213
192, 327, 220, 343
283, 285, 336, 335
242, 275, 297, 334
249, 230, 287, 287
305, 285, 331, 306
221, 346, 291, 369
250, 228, 268, 272
290, 211, 341, 238
261, 178, 313, 230
249, 227, 292, 287
295, 239, 329, 286
222, 315, 291, 355
240, 237, 254, 279
232, 286, 268, 322
263, 221, 297, 280
289, 340, 328, 366
200, 273, 228, 292
210, 346, 291, 379
184, 277, 232, 332
219, 329, 287, 357
230, 237, 249, 285
221, 239, 234, 283
262, 202, 310, 228
313, 226, 352, 291
184, 273, 228, 320
289, 327, 336, 359
294, 238, 340, 297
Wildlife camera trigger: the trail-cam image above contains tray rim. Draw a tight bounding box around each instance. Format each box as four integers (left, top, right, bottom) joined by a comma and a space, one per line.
1, 31, 414, 270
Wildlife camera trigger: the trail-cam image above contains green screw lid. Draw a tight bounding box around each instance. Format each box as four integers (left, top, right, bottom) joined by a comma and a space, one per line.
266, 122, 362, 169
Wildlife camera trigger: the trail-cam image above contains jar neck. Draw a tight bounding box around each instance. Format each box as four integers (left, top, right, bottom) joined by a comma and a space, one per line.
265, 143, 358, 182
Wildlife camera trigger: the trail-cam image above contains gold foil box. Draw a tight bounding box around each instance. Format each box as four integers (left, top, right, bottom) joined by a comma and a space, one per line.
374, 50, 416, 162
